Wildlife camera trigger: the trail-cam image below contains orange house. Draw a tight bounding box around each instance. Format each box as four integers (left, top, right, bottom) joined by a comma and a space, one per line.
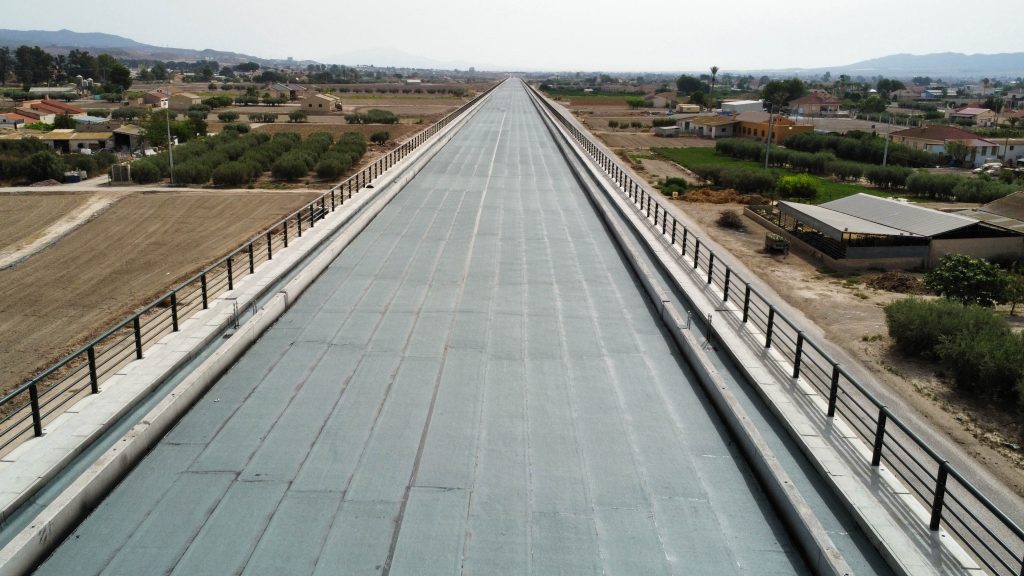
736, 112, 814, 144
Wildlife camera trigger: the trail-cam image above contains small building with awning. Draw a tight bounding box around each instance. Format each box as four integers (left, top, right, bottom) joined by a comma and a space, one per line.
750, 193, 1022, 269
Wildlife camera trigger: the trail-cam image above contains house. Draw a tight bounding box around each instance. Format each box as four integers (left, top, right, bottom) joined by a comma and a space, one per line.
720, 100, 763, 114
995, 138, 1024, 165
12, 107, 55, 124
950, 107, 997, 127
0, 113, 32, 128
143, 90, 169, 108
644, 91, 676, 109
682, 115, 739, 139
270, 83, 307, 101
25, 98, 86, 117
735, 111, 814, 144
752, 193, 1022, 270
675, 103, 700, 114
36, 129, 113, 153
890, 125, 998, 167
169, 92, 202, 111
112, 124, 144, 151
653, 125, 680, 137
788, 92, 842, 116
300, 93, 342, 113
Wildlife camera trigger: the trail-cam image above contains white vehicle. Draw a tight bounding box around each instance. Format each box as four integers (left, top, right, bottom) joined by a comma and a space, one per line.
972, 162, 1002, 174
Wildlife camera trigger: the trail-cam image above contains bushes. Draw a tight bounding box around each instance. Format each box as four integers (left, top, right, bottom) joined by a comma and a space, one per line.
248, 113, 278, 123
271, 153, 309, 181
885, 298, 1024, 400
775, 174, 821, 199
651, 118, 677, 128
715, 139, 763, 162
288, 110, 308, 123
218, 111, 240, 123
783, 131, 941, 167
212, 162, 251, 187
925, 253, 1007, 307
130, 161, 161, 184
716, 210, 746, 230
315, 158, 346, 180
904, 171, 1016, 202
864, 165, 912, 189
607, 120, 619, 129
344, 109, 399, 124
657, 177, 688, 196
825, 160, 863, 181
172, 161, 212, 185
202, 95, 234, 108
370, 131, 389, 145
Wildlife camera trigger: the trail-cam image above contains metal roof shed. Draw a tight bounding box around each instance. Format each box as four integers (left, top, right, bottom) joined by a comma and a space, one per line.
778, 201, 916, 240
820, 193, 978, 237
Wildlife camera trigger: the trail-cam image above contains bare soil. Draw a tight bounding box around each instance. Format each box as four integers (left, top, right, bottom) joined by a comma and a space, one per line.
0, 194, 90, 250
667, 201, 1024, 496
0, 190, 318, 393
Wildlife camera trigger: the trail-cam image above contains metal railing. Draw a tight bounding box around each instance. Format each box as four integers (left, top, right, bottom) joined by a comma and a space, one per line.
527, 83, 1024, 576
0, 82, 499, 457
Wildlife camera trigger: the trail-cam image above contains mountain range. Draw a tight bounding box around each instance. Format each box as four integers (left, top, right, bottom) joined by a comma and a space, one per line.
1, 29, 1022, 78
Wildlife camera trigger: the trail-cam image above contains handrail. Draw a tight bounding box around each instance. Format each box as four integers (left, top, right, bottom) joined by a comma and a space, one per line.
526, 82, 1024, 576
0, 81, 500, 455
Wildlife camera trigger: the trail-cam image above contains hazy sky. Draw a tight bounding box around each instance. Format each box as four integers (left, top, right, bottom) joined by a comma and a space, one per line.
5, 0, 1020, 72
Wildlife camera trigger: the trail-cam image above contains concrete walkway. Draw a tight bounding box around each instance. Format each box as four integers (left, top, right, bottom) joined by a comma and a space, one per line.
35, 82, 811, 575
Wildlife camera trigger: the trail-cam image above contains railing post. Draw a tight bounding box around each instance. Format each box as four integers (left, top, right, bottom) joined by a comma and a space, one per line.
133, 317, 143, 359
662, 212, 668, 235
872, 407, 888, 466
297, 212, 302, 237
792, 332, 805, 378
765, 306, 775, 347
309, 204, 315, 228
227, 256, 234, 291
29, 383, 43, 436
828, 364, 841, 416
267, 231, 273, 260
170, 292, 179, 332
201, 273, 208, 309
681, 228, 688, 256
87, 346, 99, 394
248, 242, 255, 273
743, 284, 751, 322
707, 253, 715, 284
671, 220, 676, 245
331, 189, 336, 211
693, 239, 701, 269
723, 268, 731, 301
929, 462, 949, 531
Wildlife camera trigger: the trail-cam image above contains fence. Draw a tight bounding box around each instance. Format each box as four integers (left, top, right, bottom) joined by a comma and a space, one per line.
527, 83, 1024, 576
0, 82, 498, 458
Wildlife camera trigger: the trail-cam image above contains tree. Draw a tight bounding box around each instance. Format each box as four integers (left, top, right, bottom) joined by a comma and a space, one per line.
0, 47, 10, 85
370, 131, 389, 145
151, 63, 168, 81
945, 140, 970, 166
22, 151, 65, 182
709, 65, 719, 100
925, 254, 1006, 307
110, 108, 141, 121
1004, 272, 1024, 315
675, 74, 704, 94
218, 111, 240, 123
689, 90, 706, 107
860, 95, 887, 113
53, 114, 76, 129
288, 110, 308, 123
235, 62, 260, 73
762, 78, 806, 109
14, 45, 54, 86
876, 78, 905, 97
107, 62, 133, 92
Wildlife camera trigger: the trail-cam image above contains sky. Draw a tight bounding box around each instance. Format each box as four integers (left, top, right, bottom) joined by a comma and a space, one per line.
4, 0, 1021, 72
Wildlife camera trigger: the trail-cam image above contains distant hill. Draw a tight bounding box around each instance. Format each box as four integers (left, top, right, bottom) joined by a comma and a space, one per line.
0, 28, 314, 67
759, 52, 1024, 79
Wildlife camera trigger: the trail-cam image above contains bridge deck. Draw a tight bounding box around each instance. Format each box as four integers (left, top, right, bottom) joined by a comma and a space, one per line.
36, 82, 810, 575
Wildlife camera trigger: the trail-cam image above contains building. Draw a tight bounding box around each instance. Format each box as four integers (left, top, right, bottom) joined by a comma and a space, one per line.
300, 93, 343, 113
959, 192, 1024, 236
26, 98, 86, 117
644, 91, 676, 109
168, 92, 202, 111
749, 193, 1022, 270
736, 111, 814, 144
112, 124, 144, 151
682, 115, 739, 139
12, 107, 55, 124
788, 92, 842, 116
28, 85, 78, 97
143, 90, 169, 108
720, 100, 763, 114
36, 129, 113, 153
994, 138, 1024, 165
675, 103, 701, 114
653, 125, 680, 137
890, 125, 998, 167
270, 83, 307, 101
950, 107, 997, 127
0, 113, 31, 128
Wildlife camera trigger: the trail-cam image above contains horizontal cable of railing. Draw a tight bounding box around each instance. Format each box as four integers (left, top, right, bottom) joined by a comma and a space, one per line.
525, 83, 1024, 576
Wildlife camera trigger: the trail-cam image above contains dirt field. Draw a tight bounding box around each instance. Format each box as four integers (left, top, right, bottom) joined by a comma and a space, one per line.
0, 194, 91, 250
0, 190, 319, 393
667, 201, 1024, 496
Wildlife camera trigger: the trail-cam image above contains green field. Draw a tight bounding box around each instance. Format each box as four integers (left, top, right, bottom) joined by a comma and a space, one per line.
652, 147, 895, 204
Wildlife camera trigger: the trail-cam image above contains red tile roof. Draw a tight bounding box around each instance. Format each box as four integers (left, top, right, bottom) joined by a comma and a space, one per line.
788, 93, 841, 106
27, 98, 85, 116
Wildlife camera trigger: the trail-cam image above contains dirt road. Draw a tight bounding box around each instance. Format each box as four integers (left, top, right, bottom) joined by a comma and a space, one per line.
0, 190, 318, 393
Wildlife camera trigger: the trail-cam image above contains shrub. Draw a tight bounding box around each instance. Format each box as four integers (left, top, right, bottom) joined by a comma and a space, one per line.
608, 120, 619, 128
212, 162, 249, 187
721, 169, 777, 194
288, 110, 309, 123
775, 174, 820, 199
172, 161, 211, 185
21, 151, 65, 182
716, 210, 746, 230
937, 325, 1024, 399
884, 297, 1002, 357
652, 118, 677, 128
315, 158, 345, 180
202, 95, 234, 108
370, 131, 389, 145
64, 154, 98, 176
657, 176, 688, 196
271, 154, 309, 180
864, 165, 912, 189
130, 161, 161, 184
86, 109, 110, 118
825, 160, 863, 181
925, 253, 1006, 307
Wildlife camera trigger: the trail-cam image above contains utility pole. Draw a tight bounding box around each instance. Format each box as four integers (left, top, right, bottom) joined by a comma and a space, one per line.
882, 115, 891, 167
166, 109, 175, 185
764, 105, 775, 169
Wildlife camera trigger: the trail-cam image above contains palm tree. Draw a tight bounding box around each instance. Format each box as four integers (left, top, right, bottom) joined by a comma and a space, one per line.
709, 66, 719, 108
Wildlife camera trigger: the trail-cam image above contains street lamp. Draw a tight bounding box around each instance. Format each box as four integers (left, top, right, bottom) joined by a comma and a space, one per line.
166, 108, 175, 185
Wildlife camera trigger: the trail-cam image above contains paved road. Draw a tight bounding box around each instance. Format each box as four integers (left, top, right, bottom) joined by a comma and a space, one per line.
35, 81, 810, 575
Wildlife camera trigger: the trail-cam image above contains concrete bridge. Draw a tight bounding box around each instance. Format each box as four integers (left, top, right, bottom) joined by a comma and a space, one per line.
1, 80, 1021, 576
